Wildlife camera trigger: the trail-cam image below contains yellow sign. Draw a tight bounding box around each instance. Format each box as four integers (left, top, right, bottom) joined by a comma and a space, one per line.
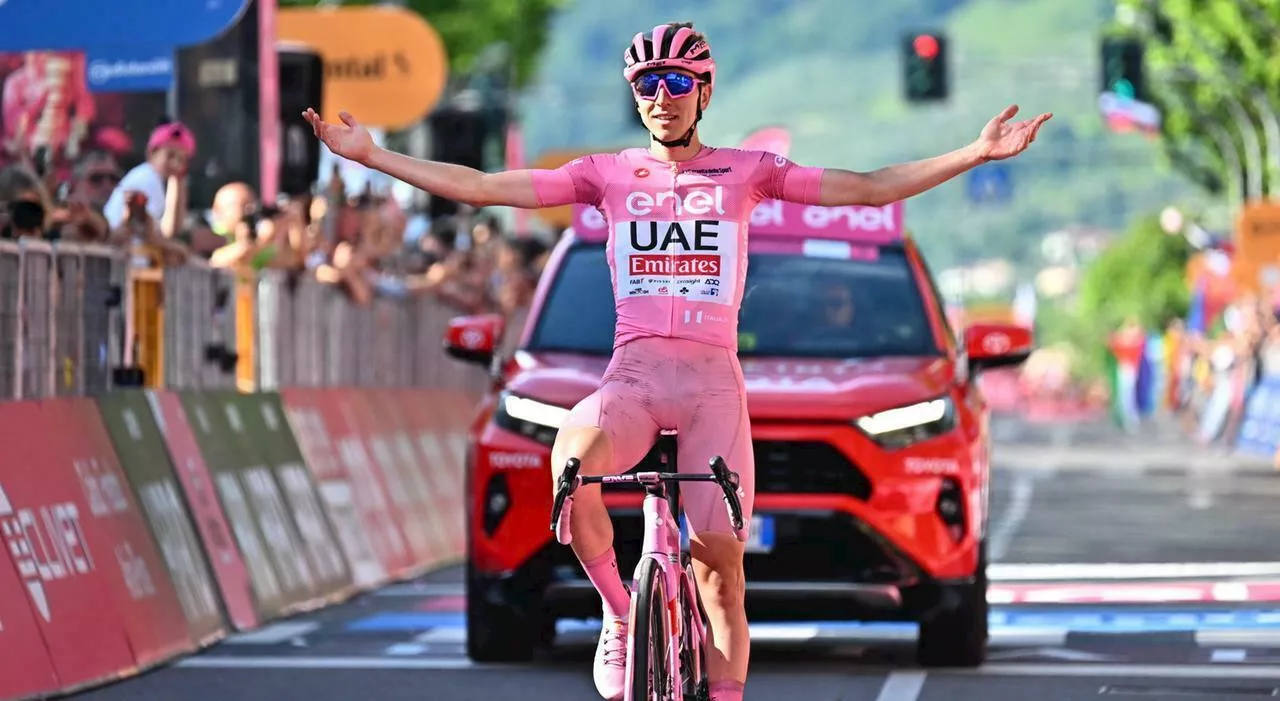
279, 7, 448, 130
1234, 201, 1280, 293
530, 148, 624, 229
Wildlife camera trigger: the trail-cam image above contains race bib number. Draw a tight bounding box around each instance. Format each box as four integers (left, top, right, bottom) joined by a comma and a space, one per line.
615, 219, 739, 305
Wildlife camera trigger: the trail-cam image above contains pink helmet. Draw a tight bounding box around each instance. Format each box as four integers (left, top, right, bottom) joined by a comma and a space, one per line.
623, 23, 716, 89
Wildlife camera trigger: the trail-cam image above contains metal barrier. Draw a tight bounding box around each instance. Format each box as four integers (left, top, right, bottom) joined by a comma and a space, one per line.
2, 245, 488, 399
1, 240, 127, 401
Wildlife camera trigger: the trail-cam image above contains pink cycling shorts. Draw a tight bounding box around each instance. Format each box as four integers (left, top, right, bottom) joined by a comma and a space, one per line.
561, 336, 754, 537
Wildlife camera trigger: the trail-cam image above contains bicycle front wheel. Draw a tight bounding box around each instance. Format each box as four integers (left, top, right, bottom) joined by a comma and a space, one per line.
628, 557, 671, 701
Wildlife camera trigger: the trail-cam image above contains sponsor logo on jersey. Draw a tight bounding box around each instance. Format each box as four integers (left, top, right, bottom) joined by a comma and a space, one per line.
612, 218, 739, 307
625, 186, 726, 216
687, 166, 732, 177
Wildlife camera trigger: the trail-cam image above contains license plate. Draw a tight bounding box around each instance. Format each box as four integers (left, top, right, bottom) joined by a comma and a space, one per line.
679, 514, 774, 553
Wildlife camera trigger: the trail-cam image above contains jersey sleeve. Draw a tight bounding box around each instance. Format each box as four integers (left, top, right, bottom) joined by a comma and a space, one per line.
531, 153, 610, 208
750, 151, 824, 205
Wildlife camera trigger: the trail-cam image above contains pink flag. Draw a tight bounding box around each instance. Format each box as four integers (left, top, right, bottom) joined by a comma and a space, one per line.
506, 120, 529, 234
738, 125, 791, 158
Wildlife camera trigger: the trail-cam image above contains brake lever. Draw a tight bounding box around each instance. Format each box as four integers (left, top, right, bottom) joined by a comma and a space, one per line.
709, 457, 746, 536
550, 459, 582, 544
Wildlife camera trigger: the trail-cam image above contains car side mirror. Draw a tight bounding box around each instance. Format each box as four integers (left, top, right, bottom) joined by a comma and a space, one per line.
964, 322, 1033, 372
444, 313, 505, 367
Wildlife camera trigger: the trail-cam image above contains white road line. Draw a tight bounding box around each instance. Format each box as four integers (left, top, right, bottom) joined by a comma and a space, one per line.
224, 622, 320, 645
961, 663, 1280, 679
988, 474, 1034, 562
989, 562, 1280, 581
873, 671, 927, 701
176, 656, 479, 670
375, 583, 465, 597
415, 628, 466, 644
1197, 629, 1280, 647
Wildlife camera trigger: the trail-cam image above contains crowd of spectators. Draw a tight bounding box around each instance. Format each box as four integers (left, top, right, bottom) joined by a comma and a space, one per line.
0, 119, 553, 335
1169, 294, 1280, 456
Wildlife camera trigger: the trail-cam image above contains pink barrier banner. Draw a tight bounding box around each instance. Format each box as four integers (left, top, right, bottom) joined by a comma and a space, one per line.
572, 198, 904, 243
148, 391, 260, 631
0, 402, 141, 692
0, 490, 61, 701
52, 399, 194, 667
282, 388, 388, 590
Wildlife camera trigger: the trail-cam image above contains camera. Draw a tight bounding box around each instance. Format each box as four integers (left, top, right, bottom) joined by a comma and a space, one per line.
241, 202, 282, 240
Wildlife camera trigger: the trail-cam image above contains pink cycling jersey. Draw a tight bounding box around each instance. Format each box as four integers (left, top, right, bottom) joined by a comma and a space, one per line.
532, 147, 824, 351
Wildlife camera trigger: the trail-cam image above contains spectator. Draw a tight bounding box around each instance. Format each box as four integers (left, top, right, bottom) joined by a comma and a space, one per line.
51, 150, 120, 243
315, 240, 374, 305
0, 163, 53, 238
209, 202, 302, 273
103, 120, 195, 244
67, 150, 120, 212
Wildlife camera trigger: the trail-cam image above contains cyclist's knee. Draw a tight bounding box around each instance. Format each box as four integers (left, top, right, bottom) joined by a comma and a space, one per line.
689, 533, 745, 612
551, 426, 613, 480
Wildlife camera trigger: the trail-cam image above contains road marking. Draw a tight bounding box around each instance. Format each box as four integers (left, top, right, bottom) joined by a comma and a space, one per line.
873, 671, 926, 701
177, 656, 478, 670
375, 583, 465, 597
961, 663, 1280, 679
224, 622, 319, 645
988, 474, 1034, 562
989, 562, 1280, 582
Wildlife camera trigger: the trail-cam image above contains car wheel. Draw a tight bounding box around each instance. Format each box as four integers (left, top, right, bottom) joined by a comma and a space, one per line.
916, 543, 989, 668
465, 564, 554, 662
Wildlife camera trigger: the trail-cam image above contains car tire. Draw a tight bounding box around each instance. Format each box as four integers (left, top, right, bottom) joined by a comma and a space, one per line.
465, 565, 554, 662
916, 543, 989, 668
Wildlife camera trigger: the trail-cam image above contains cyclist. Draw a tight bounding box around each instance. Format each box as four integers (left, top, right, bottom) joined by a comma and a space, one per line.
304, 20, 1050, 701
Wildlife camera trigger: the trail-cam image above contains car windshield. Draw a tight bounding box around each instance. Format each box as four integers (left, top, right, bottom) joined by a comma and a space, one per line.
525, 242, 940, 358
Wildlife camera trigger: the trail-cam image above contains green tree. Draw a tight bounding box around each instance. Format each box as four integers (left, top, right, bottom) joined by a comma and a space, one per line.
1042, 212, 1192, 381
278, 0, 566, 86
1115, 0, 1280, 196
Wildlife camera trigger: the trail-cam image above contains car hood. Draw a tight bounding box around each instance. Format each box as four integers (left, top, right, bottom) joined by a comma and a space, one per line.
506, 351, 956, 421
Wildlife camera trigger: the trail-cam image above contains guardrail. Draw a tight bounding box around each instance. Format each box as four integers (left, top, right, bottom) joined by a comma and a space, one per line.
1, 243, 484, 400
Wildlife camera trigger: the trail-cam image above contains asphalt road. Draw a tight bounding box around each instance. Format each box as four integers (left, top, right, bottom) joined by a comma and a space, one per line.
72, 415, 1280, 701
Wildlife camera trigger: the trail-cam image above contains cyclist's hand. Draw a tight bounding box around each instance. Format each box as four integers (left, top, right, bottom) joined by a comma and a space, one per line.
303, 108, 374, 164
974, 104, 1052, 161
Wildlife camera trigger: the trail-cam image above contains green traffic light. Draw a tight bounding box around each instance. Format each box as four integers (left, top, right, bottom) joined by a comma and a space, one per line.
1112, 78, 1134, 98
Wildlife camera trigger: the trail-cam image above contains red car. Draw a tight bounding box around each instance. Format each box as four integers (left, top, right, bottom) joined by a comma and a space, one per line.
444, 199, 1032, 667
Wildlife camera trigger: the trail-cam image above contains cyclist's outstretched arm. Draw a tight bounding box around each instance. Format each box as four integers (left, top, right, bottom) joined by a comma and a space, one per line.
789, 104, 1052, 208
812, 143, 984, 207
364, 147, 567, 209
303, 108, 593, 209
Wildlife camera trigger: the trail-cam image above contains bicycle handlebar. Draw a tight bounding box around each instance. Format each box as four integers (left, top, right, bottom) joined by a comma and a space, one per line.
550, 457, 746, 546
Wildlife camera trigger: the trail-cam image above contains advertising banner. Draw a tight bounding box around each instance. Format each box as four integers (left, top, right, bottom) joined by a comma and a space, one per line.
148, 391, 259, 631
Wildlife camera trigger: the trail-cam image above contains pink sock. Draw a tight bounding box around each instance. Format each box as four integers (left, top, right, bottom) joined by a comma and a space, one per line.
709, 681, 744, 701
580, 548, 631, 618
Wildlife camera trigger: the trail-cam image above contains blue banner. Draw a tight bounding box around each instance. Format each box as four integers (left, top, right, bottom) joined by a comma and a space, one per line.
0, 0, 249, 52
84, 46, 174, 94
1235, 375, 1280, 457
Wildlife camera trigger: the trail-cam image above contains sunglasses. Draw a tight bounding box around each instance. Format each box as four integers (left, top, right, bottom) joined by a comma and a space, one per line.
632, 71, 700, 100
86, 172, 120, 186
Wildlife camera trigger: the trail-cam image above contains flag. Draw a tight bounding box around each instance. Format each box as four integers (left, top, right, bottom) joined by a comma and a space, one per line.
739, 125, 792, 158
1186, 280, 1206, 334
506, 120, 528, 234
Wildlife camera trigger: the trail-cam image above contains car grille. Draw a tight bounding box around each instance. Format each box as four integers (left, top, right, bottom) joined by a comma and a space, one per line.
618, 437, 872, 500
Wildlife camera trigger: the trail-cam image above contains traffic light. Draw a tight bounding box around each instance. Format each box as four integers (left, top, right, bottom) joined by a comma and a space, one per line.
1100, 36, 1146, 101
902, 31, 948, 102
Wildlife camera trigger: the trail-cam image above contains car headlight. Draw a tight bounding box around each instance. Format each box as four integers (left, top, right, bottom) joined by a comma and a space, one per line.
855, 397, 956, 449
493, 391, 567, 446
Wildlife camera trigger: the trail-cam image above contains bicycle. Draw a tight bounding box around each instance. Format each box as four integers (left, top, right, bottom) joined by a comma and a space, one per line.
550, 432, 745, 701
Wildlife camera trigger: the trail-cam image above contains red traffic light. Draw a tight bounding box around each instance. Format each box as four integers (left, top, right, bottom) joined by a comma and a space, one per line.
912, 34, 940, 60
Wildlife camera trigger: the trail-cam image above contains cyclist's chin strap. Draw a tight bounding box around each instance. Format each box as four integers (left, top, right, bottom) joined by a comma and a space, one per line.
651, 87, 704, 149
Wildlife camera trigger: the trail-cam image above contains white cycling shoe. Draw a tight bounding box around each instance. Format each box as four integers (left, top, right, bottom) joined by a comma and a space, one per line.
594, 616, 628, 700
